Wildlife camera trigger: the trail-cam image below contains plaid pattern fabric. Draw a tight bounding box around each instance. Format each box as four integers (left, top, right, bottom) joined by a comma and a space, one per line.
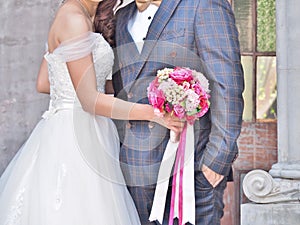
114, 0, 244, 224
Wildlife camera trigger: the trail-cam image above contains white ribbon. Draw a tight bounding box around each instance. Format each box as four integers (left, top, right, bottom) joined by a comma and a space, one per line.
149, 124, 195, 225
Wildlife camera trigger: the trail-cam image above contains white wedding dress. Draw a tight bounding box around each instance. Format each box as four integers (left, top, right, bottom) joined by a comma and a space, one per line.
0, 32, 141, 225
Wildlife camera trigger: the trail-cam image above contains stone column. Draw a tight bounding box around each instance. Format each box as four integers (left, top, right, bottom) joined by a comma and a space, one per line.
241, 0, 300, 224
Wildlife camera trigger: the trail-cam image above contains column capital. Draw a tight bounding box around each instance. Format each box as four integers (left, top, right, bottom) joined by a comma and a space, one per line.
243, 169, 300, 203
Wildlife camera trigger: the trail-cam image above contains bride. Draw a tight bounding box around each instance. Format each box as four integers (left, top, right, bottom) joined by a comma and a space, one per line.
0, 0, 183, 224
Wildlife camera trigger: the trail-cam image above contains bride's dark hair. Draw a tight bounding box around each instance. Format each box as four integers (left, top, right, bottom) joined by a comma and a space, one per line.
94, 0, 122, 47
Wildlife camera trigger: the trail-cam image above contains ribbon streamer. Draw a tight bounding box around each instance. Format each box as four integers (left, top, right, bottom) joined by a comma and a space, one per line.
149, 124, 195, 225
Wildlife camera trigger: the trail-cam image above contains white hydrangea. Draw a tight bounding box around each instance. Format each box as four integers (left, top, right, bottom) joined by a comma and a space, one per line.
185, 89, 200, 111
159, 80, 186, 105
157, 68, 174, 82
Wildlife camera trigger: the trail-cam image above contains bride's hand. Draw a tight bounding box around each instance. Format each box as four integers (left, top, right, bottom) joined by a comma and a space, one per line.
152, 113, 185, 134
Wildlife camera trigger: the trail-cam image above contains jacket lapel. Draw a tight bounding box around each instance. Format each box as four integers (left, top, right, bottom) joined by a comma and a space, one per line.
116, 3, 135, 45
132, 0, 182, 80
115, 3, 141, 89
146, 0, 182, 41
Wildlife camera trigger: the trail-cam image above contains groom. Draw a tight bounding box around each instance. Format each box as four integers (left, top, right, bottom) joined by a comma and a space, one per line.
113, 0, 244, 224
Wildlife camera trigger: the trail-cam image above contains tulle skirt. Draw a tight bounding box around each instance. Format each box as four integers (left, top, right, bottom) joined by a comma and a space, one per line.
0, 108, 141, 225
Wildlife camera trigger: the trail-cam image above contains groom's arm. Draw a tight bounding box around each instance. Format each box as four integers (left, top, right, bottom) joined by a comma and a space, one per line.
194, 0, 244, 179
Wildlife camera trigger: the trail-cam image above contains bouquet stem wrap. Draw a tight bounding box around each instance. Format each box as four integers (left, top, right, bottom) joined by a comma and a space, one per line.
149, 123, 195, 225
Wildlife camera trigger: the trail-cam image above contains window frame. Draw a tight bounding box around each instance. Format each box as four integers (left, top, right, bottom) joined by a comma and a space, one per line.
231, 0, 277, 122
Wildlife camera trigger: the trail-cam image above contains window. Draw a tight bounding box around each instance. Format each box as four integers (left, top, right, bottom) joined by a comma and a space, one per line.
232, 0, 276, 121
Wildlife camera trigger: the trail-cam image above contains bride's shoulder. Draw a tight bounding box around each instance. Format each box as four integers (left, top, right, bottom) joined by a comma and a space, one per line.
52, 1, 90, 43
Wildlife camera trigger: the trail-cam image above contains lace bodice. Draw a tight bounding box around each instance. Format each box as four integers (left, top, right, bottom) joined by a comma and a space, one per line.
44, 32, 114, 110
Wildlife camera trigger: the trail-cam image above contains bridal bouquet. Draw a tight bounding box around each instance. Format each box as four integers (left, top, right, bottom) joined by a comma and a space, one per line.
148, 67, 210, 225
147, 67, 210, 127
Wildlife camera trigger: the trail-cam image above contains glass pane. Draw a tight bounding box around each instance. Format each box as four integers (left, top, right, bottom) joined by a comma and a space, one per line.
256, 56, 277, 119
233, 0, 253, 52
257, 0, 276, 52
241, 56, 253, 121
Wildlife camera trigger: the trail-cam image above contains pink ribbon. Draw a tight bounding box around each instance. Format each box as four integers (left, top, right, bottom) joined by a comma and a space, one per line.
168, 123, 187, 225
149, 123, 195, 225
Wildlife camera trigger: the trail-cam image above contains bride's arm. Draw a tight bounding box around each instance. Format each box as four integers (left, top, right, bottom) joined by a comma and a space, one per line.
67, 56, 182, 131
36, 58, 50, 94
55, 13, 182, 132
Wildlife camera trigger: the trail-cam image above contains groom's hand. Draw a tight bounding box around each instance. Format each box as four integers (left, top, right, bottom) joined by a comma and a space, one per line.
201, 164, 224, 188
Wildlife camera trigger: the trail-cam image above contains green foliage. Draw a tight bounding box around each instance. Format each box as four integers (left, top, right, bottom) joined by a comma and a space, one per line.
257, 0, 276, 52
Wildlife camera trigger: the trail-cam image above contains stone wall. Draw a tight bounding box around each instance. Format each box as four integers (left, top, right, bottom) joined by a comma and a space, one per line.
0, 0, 62, 174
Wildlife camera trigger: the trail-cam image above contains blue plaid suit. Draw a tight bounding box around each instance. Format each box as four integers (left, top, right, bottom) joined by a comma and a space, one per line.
113, 0, 244, 224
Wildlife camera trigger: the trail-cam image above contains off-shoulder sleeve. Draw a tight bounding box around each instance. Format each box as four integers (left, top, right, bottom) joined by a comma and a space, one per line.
53, 31, 100, 62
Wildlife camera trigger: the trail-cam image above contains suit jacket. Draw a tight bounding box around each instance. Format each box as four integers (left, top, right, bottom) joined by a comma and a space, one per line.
113, 0, 244, 187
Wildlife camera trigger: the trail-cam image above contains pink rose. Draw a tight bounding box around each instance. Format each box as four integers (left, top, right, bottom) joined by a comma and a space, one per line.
169, 67, 193, 85
148, 77, 159, 92
192, 83, 202, 95
148, 89, 165, 110
173, 104, 185, 119
147, 77, 166, 110
165, 103, 173, 113
197, 97, 209, 117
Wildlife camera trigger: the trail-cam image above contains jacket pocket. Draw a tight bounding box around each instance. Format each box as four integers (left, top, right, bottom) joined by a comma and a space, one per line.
159, 28, 185, 40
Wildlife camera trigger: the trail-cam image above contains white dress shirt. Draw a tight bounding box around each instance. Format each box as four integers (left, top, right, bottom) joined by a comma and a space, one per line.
128, 4, 159, 53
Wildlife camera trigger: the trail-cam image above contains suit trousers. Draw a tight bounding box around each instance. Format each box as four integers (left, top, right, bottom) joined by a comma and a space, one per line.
127, 171, 227, 225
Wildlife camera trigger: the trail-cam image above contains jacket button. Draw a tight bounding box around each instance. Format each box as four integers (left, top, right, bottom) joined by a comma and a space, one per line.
170, 51, 177, 58
127, 92, 133, 99
119, 62, 123, 69
126, 122, 131, 129
148, 122, 155, 129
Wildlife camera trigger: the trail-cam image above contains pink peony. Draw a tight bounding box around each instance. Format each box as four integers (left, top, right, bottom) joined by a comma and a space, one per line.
169, 67, 193, 85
